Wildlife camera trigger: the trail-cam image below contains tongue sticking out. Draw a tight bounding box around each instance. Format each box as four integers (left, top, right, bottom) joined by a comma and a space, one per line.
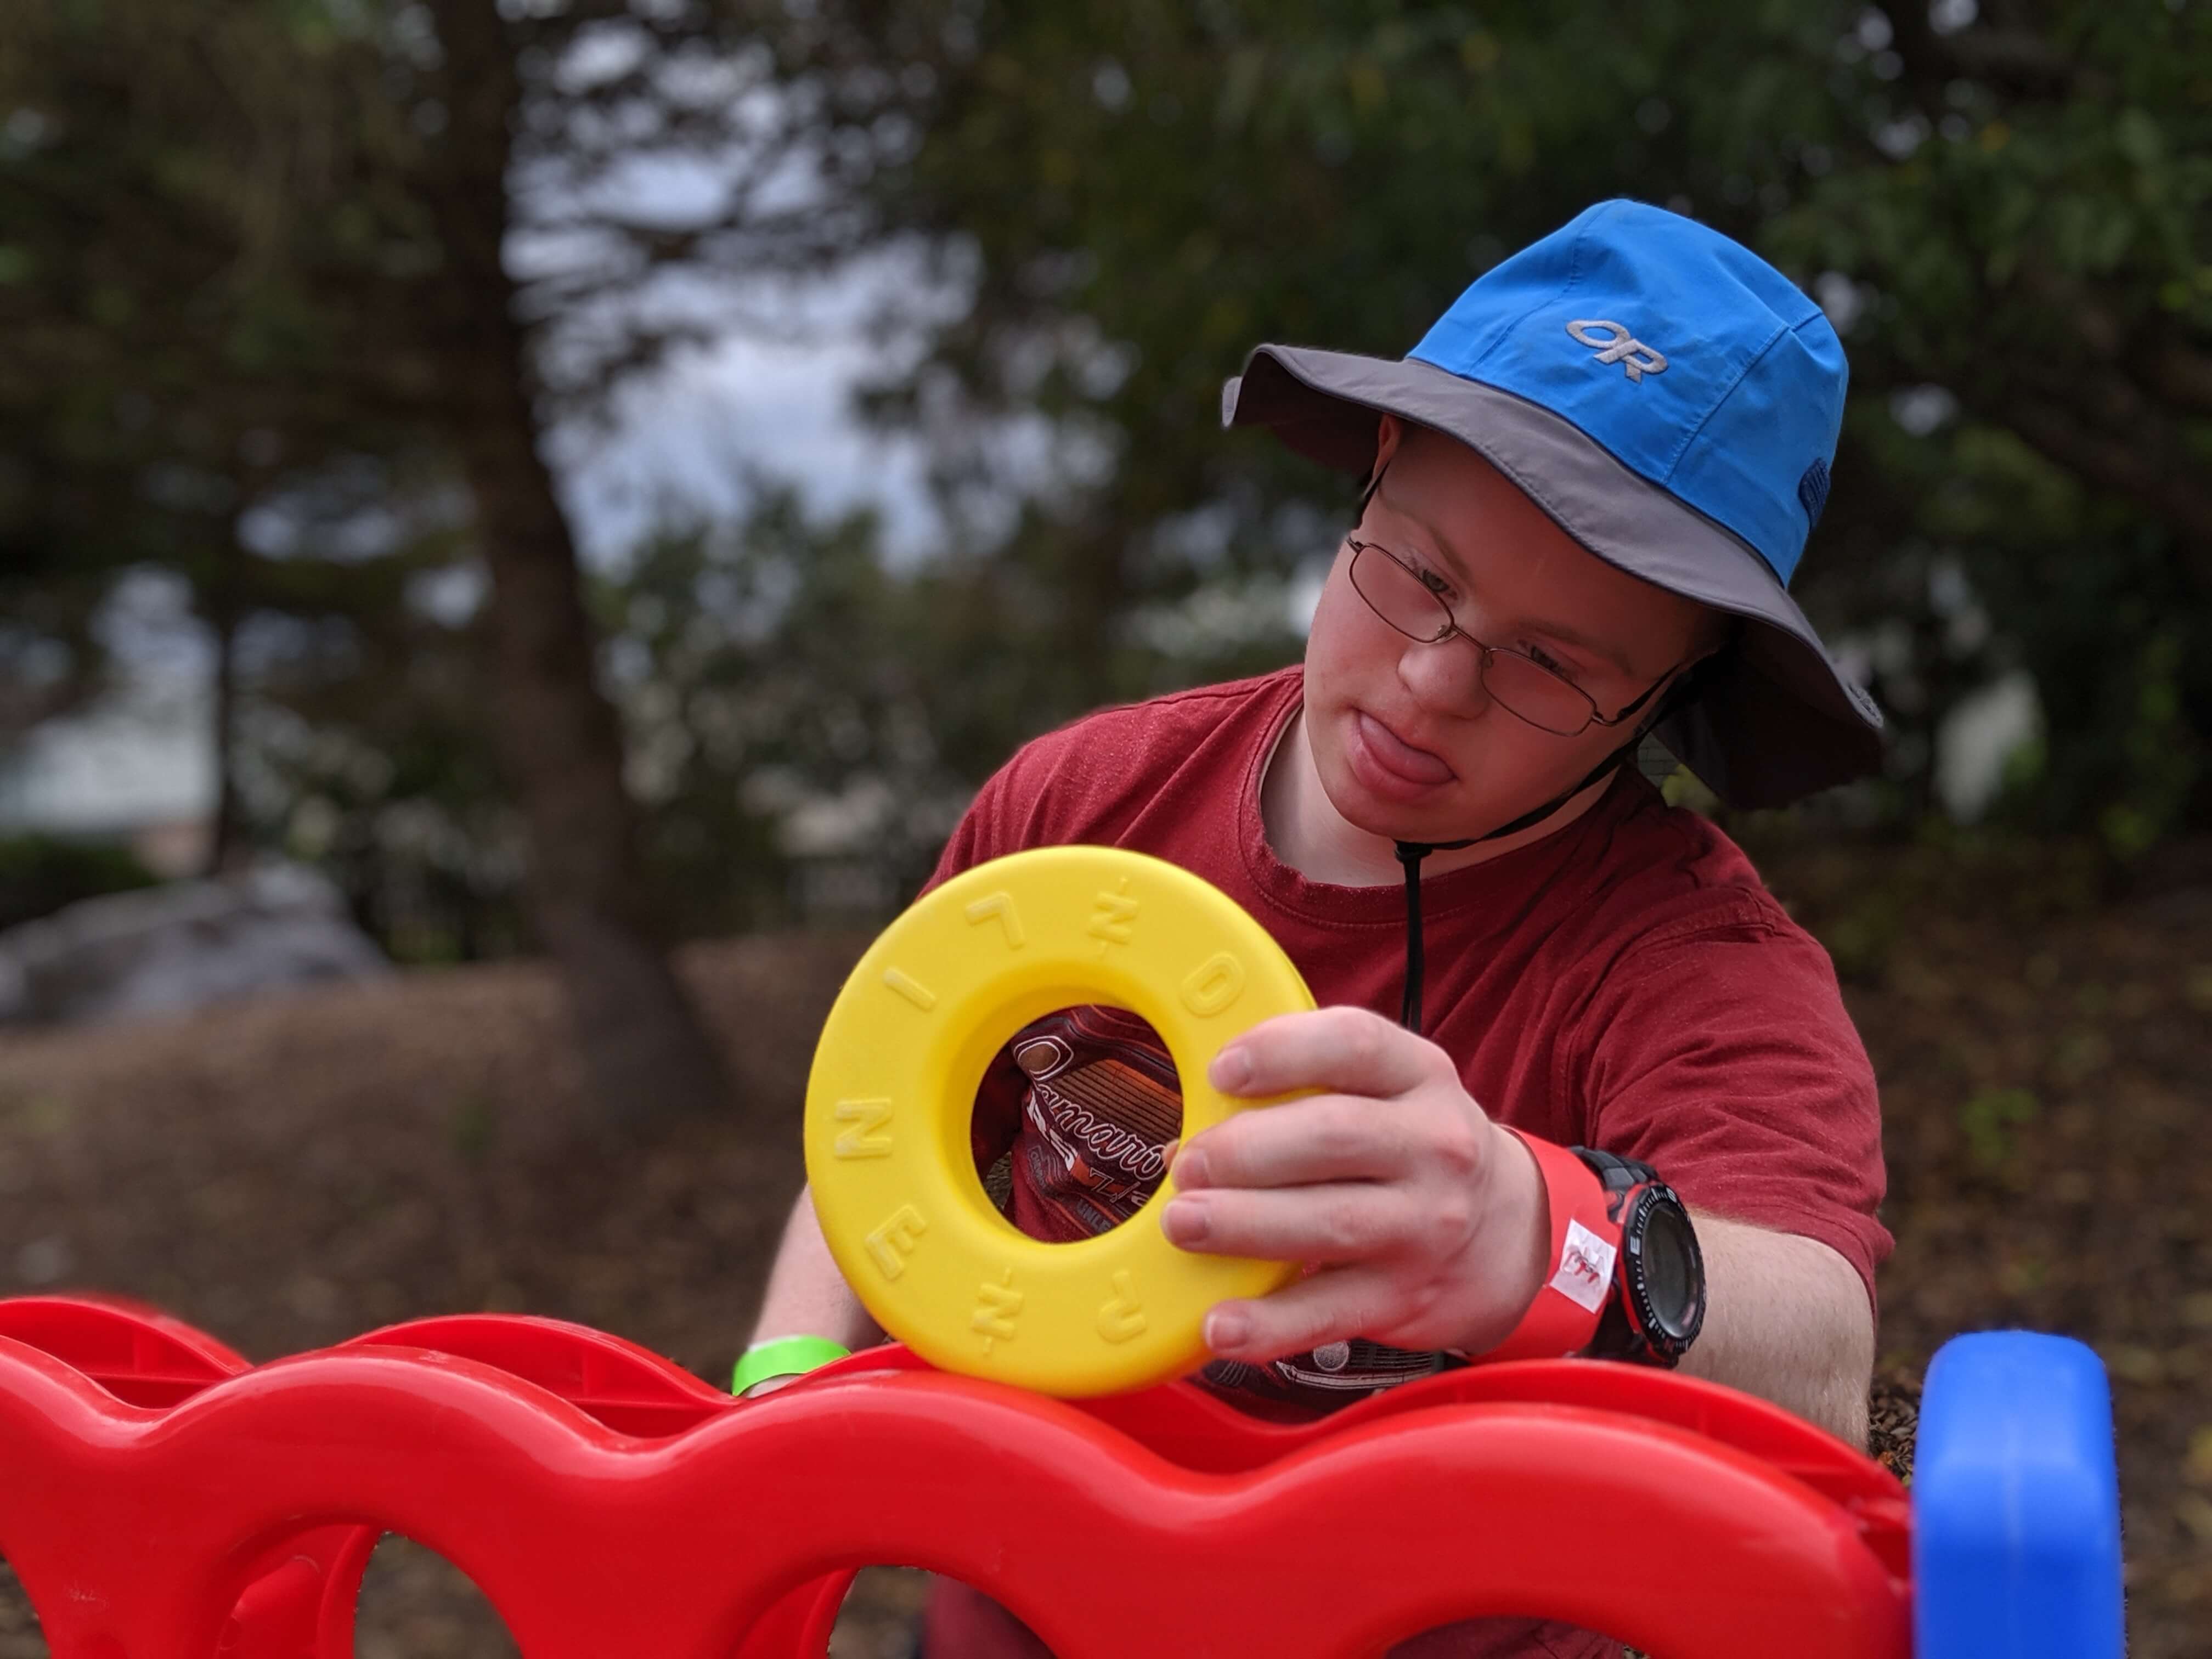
1361, 713, 1453, 784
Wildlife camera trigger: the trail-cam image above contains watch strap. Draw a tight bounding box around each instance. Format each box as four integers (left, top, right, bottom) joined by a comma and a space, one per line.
1571, 1146, 1661, 1216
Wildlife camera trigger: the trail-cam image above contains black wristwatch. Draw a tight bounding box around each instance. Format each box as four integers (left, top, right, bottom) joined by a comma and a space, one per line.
1570, 1148, 1706, 1367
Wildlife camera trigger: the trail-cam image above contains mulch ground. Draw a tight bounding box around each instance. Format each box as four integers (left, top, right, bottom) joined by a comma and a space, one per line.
0, 831, 2203, 1656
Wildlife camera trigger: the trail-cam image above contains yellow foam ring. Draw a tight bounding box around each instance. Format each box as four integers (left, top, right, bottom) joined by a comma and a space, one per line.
804, 845, 1316, 1397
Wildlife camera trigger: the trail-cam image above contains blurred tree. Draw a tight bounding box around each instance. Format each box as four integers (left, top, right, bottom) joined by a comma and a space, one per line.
594, 481, 1176, 936
0, 0, 442, 876
0, 0, 882, 1127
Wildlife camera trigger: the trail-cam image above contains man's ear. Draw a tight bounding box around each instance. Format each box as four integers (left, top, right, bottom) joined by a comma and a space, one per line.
1357, 415, 1404, 524
1370, 413, 1404, 477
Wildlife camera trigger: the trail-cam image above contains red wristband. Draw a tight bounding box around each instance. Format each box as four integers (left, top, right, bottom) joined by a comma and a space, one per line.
1472, 1128, 1621, 1363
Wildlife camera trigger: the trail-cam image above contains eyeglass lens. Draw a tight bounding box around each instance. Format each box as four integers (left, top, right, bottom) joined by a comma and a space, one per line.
1348, 543, 1598, 737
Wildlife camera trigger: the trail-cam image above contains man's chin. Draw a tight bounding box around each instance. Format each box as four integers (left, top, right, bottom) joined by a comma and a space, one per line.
1321, 759, 1587, 850
1317, 767, 1468, 847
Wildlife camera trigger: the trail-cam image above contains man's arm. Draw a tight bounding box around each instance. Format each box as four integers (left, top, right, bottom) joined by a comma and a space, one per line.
1679, 1212, 1875, 1446
746, 1186, 883, 1355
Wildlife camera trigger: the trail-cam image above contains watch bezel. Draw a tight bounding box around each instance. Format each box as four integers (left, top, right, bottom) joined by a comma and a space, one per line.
1619, 1181, 1706, 1361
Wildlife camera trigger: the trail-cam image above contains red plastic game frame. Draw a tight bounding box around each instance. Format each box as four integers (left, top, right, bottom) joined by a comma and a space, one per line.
0, 1294, 1908, 1658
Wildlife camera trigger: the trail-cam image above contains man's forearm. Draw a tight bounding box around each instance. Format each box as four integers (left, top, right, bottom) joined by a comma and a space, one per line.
1675, 1212, 1875, 1447
747, 1186, 883, 1352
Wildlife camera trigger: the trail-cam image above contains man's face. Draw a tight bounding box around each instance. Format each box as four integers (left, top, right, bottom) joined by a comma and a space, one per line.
1301, 417, 1713, 845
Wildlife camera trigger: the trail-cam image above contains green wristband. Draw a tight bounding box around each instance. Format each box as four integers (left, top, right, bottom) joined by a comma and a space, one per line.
731, 1335, 850, 1395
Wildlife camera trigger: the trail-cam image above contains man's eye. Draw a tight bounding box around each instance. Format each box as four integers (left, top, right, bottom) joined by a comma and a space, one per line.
1410, 560, 1454, 599
1526, 643, 1580, 681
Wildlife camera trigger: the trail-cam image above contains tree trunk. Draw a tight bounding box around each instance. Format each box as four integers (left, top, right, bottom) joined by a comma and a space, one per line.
415, 0, 736, 1132
202, 558, 243, 877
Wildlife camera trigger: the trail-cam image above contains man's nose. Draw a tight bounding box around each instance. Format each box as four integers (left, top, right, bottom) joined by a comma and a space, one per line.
1398, 631, 1491, 715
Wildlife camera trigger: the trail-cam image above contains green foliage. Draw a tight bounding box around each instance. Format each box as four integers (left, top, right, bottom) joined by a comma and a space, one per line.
2095, 630, 2201, 860
596, 480, 1306, 934
246, 584, 529, 966
0, 0, 427, 597
598, 496, 938, 934
1957, 1085, 2040, 1169
0, 833, 157, 931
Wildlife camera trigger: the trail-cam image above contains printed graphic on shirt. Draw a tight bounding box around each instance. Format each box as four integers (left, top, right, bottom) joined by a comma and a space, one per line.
1198, 1339, 1449, 1409
986, 1005, 1451, 1414
1006, 1006, 1178, 1235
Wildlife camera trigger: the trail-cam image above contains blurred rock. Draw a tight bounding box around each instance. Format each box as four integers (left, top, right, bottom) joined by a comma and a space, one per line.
0, 862, 390, 1026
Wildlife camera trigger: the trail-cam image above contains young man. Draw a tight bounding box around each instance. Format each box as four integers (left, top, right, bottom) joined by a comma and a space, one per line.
740, 200, 1889, 1658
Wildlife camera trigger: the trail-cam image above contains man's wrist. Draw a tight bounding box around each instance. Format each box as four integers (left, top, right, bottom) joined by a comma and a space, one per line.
1494, 1120, 1553, 1325
1454, 1128, 1616, 1363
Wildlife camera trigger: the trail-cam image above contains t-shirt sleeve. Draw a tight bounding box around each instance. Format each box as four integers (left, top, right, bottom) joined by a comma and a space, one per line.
1573, 909, 1891, 1314
918, 759, 1028, 1170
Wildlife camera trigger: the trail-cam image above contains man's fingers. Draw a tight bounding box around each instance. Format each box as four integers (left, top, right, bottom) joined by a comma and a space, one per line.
1161, 1180, 1402, 1262
1209, 1005, 1444, 1101
1171, 1093, 1419, 1190
1202, 1265, 1398, 1363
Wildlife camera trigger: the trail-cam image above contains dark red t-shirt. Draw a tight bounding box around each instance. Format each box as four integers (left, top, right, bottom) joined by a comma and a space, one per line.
918, 665, 1889, 1659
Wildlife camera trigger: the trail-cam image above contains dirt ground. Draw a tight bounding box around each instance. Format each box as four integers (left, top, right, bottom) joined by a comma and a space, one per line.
0, 830, 2204, 1656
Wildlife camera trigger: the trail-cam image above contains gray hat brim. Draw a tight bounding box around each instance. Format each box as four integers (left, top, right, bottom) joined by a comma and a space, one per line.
1223, 343, 1883, 809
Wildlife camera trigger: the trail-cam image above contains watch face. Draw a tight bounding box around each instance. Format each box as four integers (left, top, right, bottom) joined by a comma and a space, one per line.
1640, 1200, 1701, 1337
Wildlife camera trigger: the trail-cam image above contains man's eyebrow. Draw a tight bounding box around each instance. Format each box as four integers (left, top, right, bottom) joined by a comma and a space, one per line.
1378, 488, 1640, 680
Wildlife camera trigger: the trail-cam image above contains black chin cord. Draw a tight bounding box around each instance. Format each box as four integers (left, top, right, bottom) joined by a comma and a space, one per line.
1392, 838, 1462, 1031
1390, 740, 1643, 1034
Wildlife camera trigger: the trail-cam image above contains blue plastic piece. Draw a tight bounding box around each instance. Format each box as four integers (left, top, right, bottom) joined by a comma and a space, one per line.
1914, 1331, 2125, 1659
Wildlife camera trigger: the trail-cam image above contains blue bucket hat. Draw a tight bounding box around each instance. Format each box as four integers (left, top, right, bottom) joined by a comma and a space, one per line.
1221, 199, 1883, 808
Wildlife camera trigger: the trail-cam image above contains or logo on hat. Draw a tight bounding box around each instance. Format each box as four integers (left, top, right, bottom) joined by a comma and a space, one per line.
1565, 318, 1667, 382
1797, 458, 1831, 529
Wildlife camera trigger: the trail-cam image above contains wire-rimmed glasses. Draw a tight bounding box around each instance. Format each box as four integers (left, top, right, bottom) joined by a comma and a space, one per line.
1344, 538, 1673, 737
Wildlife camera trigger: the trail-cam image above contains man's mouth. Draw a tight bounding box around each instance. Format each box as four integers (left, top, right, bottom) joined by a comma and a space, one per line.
1349, 710, 1455, 793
